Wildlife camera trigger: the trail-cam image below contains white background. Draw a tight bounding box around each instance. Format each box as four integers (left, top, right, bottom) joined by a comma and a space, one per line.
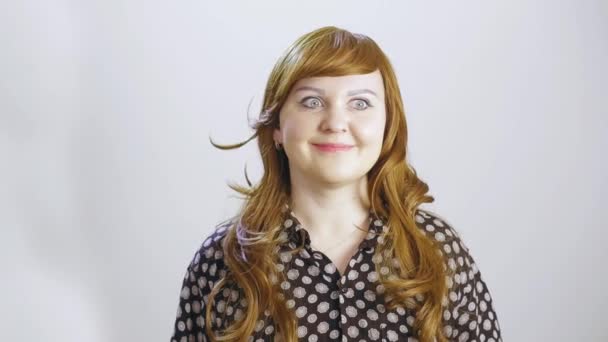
2, 1, 607, 341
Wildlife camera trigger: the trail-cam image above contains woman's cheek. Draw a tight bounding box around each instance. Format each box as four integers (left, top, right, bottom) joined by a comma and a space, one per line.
354, 119, 385, 143
283, 120, 311, 143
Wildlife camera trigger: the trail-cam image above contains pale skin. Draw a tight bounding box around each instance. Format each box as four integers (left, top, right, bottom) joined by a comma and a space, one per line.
273, 69, 387, 275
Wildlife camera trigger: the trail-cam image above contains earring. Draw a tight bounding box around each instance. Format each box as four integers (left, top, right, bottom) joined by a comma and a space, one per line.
274, 141, 283, 150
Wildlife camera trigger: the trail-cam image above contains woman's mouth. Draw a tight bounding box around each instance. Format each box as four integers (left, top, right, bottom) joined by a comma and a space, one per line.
311, 143, 354, 152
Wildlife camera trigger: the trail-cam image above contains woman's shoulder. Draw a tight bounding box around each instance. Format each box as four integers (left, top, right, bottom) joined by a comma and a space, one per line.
414, 208, 467, 242
413, 208, 479, 272
185, 218, 235, 279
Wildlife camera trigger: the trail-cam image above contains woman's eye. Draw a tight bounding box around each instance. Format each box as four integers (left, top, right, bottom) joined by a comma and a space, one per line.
352, 99, 371, 110
300, 97, 372, 110
301, 97, 322, 108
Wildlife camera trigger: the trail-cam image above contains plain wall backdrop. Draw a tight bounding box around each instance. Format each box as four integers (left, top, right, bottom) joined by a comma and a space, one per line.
2, 1, 607, 341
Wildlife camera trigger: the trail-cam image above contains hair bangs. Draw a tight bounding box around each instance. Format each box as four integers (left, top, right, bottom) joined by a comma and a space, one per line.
287, 29, 383, 82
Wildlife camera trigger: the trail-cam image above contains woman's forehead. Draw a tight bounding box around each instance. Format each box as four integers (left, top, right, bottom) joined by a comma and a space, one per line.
290, 70, 384, 95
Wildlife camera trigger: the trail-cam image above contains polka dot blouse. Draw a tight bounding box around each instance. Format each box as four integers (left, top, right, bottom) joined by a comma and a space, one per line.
171, 208, 502, 341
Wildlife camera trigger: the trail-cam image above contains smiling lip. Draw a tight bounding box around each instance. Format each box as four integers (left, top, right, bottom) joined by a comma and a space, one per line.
312, 143, 354, 152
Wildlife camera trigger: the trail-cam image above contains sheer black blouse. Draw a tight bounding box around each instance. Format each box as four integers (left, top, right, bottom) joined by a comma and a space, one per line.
170, 208, 502, 341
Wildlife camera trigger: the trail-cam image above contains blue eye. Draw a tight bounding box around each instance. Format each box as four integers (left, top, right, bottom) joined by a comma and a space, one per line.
301, 97, 323, 108
352, 98, 372, 110
299, 97, 372, 110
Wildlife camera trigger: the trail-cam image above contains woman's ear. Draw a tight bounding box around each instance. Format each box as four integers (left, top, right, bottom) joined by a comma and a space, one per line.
273, 128, 282, 144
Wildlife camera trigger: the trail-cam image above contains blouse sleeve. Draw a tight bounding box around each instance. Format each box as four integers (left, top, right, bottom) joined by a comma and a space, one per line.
170, 264, 209, 342
417, 210, 503, 341
170, 224, 230, 342
442, 257, 502, 342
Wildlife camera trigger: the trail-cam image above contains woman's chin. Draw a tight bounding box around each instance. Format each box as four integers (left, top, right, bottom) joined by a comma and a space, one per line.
313, 173, 366, 186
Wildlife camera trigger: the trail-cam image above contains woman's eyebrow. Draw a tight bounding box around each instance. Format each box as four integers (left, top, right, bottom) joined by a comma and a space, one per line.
294, 86, 325, 95
293, 86, 378, 98
347, 89, 378, 98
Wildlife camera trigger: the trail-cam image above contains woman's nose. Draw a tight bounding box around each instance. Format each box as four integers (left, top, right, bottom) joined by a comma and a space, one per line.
320, 104, 349, 133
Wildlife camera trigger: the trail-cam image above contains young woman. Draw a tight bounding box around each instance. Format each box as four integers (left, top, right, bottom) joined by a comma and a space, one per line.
170, 26, 502, 342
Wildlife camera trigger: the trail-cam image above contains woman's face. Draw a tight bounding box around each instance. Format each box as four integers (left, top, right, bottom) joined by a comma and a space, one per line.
273, 69, 387, 186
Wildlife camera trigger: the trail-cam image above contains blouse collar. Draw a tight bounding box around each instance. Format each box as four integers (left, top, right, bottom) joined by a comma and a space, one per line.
280, 203, 388, 250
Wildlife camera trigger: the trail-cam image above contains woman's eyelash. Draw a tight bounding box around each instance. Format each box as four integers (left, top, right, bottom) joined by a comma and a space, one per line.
354, 98, 372, 106
299, 97, 372, 107
300, 96, 322, 105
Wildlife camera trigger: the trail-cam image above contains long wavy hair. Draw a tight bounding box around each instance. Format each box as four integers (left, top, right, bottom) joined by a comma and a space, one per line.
206, 26, 451, 342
